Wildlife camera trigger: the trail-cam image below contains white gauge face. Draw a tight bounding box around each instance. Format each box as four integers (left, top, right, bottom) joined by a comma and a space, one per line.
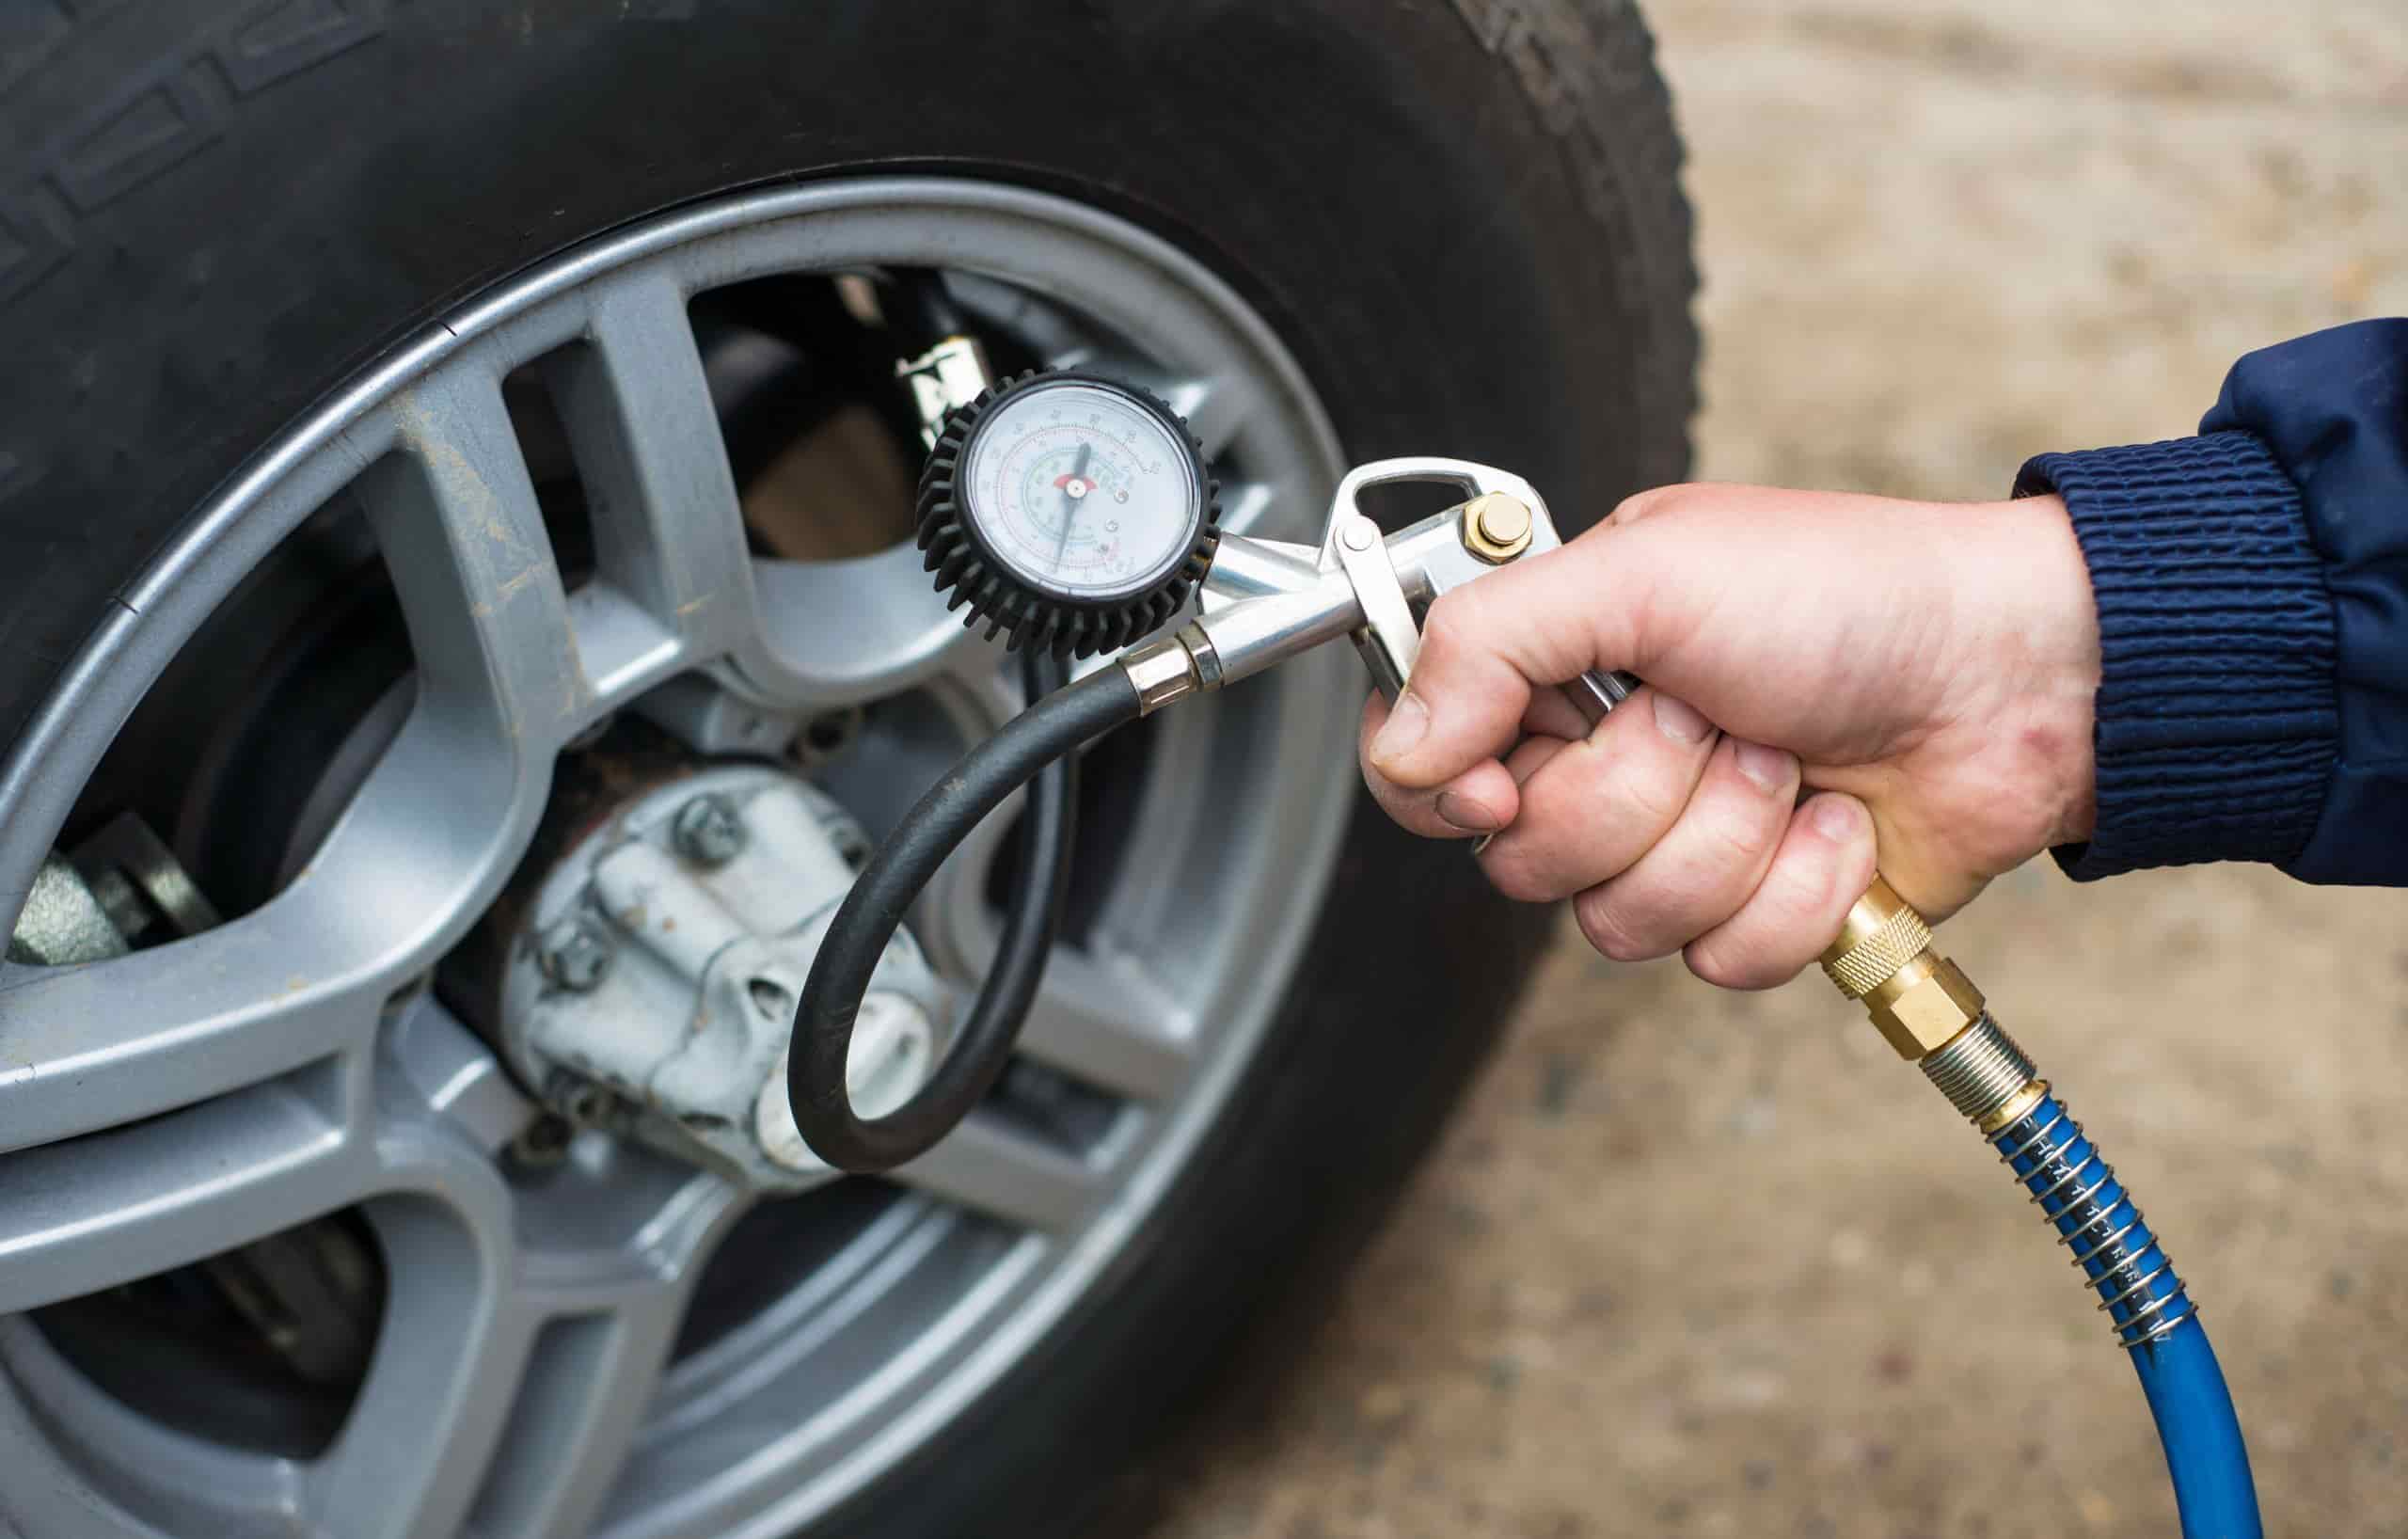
961, 380, 1202, 601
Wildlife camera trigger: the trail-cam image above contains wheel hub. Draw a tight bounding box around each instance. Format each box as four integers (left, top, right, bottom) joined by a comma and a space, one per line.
500, 759, 947, 1192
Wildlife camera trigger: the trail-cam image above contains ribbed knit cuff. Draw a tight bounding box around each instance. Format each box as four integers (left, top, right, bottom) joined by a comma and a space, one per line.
2013, 433, 2337, 881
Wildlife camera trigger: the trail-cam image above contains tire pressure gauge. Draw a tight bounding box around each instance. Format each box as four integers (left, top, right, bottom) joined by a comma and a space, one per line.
916, 371, 1220, 657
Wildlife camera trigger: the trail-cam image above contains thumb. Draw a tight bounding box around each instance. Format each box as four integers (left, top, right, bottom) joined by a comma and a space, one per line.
1367, 535, 1649, 789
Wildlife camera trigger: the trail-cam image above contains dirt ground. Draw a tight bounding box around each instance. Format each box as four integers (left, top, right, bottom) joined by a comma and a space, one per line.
1149, 3, 2408, 1535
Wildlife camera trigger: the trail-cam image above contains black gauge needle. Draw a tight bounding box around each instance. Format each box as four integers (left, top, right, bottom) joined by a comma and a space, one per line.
1053, 442, 1091, 573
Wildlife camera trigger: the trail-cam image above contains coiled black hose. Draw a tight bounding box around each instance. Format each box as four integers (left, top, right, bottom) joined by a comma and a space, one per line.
788, 654, 1144, 1171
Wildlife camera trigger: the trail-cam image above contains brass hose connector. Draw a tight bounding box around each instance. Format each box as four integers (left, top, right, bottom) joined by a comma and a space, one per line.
1819, 876, 2048, 1129
1819, 876, 1986, 1061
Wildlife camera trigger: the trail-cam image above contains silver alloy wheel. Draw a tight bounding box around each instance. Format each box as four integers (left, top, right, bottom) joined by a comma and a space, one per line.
0, 179, 1357, 1538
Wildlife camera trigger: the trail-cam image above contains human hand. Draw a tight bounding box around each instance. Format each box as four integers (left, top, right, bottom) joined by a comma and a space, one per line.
1358, 483, 2100, 988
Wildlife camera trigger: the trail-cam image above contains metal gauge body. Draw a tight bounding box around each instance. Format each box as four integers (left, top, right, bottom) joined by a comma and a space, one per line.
916, 372, 1219, 658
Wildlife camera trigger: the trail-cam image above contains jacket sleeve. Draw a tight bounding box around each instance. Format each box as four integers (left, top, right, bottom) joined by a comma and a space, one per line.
2012, 318, 2408, 885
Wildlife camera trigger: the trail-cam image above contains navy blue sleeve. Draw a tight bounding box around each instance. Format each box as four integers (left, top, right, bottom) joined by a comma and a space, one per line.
2014, 319, 2408, 885
2202, 320, 2408, 884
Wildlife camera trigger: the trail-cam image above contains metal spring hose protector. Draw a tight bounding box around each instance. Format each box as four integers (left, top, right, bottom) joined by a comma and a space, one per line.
1988, 1091, 2197, 1350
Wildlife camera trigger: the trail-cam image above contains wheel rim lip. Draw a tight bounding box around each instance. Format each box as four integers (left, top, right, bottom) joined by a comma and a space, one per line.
0, 177, 1362, 1536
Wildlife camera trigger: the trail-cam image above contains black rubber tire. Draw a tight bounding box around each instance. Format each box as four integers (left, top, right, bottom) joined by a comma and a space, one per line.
0, 3, 1695, 1534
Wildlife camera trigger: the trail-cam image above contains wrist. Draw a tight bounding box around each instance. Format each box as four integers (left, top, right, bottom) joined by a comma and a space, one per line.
1956, 491, 2100, 853
2019, 493, 2100, 848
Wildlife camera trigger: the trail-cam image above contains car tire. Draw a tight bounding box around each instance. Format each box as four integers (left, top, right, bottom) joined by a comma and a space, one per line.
0, 2, 1695, 1533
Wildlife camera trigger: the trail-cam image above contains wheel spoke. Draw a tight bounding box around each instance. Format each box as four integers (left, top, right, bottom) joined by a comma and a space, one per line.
305, 1113, 735, 1539
1012, 947, 1196, 1103
1217, 477, 1279, 535
909, 641, 1196, 1103
382, 991, 533, 1154
890, 1113, 1105, 1233
374, 373, 594, 758
459, 1279, 692, 1539
0, 908, 390, 1154
1156, 371, 1259, 460
322, 371, 632, 949
0, 1316, 299, 1532
903, 648, 1024, 976
741, 545, 984, 707
0, 1330, 292, 1537
0, 1053, 357, 1311
552, 273, 761, 671
307, 1184, 537, 1539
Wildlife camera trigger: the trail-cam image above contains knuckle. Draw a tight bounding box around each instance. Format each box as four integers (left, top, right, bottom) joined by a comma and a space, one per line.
1362, 775, 1430, 832
1574, 887, 1661, 962
1685, 936, 1794, 992
1682, 936, 1750, 989
1605, 484, 1691, 528
1758, 843, 1836, 921
1481, 849, 1552, 903
1605, 758, 1690, 835
1647, 865, 1722, 927
1695, 808, 1776, 871
1419, 585, 1483, 658
1356, 692, 1384, 743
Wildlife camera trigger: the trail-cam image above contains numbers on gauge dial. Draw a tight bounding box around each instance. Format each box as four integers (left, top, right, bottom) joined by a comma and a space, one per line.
962, 381, 1202, 601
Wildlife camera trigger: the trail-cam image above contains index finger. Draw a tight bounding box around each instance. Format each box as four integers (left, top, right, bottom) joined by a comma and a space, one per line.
1357, 691, 1526, 837
1366, 535, 1646, 788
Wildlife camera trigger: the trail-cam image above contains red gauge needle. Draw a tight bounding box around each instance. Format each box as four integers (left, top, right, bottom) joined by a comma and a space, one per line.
1052, 443, 1091, 571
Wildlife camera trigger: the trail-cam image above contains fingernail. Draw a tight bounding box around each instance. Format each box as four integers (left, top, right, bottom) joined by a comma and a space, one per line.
1735, 739, 1793, 790
1371, 690, 1430, 765
1808, 795, 1867, 843
1653, 692, 1710, 744
1435, 790, 1500, 833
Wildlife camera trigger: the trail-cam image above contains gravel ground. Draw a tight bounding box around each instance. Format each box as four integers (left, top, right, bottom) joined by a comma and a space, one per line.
1146, 4, 2408, 1535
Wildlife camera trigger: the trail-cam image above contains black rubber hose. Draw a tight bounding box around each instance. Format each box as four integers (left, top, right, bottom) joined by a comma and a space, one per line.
789, 654, 1144, 1172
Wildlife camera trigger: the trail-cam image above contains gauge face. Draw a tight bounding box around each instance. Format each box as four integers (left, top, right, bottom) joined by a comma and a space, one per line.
958, 379, 1205, 603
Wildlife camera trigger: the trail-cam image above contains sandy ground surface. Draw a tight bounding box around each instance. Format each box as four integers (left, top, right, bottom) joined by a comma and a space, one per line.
1149, 3, 2408, 1535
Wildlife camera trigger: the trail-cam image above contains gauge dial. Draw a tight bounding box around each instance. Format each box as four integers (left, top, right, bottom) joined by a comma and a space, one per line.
959, 379, 1204, 600
916, 372, 1220, 658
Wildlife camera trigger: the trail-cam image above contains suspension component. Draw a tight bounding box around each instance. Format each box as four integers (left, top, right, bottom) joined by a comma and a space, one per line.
500, 758, 950, 1191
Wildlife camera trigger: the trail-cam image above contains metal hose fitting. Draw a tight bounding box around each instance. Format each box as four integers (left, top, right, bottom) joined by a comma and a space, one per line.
1818, 877, 1988, 1062
1921, 1013, 2048, 1130
1819, 876, 2197, 1352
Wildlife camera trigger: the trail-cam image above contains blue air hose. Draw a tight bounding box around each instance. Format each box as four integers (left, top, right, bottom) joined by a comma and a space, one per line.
1822, 880, 2261, 1539
1988, 1087, 2260, 1537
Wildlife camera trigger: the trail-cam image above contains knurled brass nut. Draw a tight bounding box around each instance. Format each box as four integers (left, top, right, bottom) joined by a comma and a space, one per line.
1864, 954, 1986, 1060
1460, 493, 1533, 563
